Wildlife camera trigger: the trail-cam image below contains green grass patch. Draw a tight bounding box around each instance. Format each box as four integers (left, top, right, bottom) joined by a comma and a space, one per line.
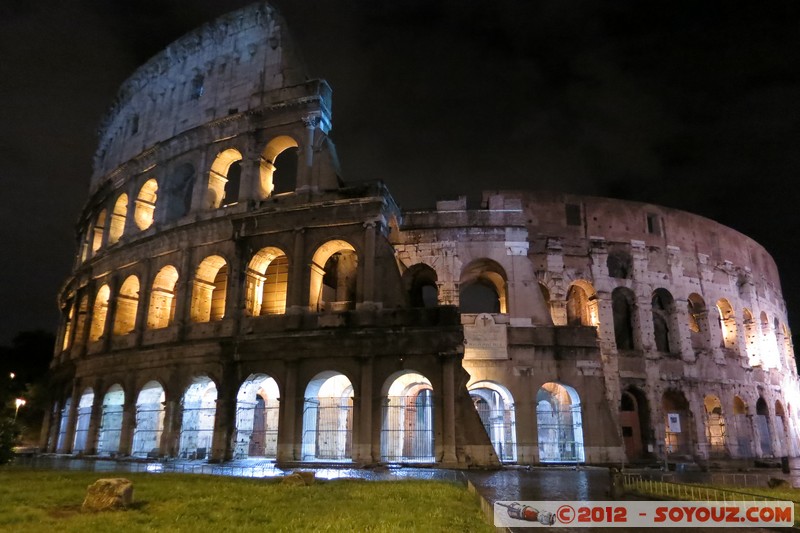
0, 469, 493, 532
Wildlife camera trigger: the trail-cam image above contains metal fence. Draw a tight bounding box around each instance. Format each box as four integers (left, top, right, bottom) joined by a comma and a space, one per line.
381, 394, 434, 462
302, 397, 352, 461
473, 400, 516, 462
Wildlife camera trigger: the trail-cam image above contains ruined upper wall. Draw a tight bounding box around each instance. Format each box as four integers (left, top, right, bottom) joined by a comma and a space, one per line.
91, 2, 306, 189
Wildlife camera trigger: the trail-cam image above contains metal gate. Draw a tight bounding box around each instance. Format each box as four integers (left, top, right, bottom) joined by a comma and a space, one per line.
179, 406, 216, 460
537, 404, 584, 462
131, 403, 164, 457
755, 414, 773, 456
233, 398, 279, 458
473, 398, 516, 462
381, 392, 434, 462
97, 404, 123, 455
705, 412, 727, 458
731, 414, 754, 458
302, 397, 352, 460
72, 405, 92, 453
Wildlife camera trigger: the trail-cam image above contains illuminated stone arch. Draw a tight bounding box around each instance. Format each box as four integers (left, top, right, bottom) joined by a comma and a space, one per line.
92, 209, 107, 253
97, 384, 125, 456
715, 299, 738, 351
191, 255, 228, 322
402, 263, 438, 308
469, 381, 516, 462
731, 395, 753, 458
179, 376, 218, 460
309, 240, 358, 311
566, 280, 597, 327
147, 265, 179, 329
108, 193, 128, 245
134, 178, 158, 230
755, 397, 772, 457
233, 374, 281, 459
774, 400, 790, 456
536, 382, 584, 463
89, 284, 111, 342
207, 148, 243, 208
245, 247, 289, 316
302, 371, 354, 461
703, 394, 727, 458
131, 380, 166, 457
651, 288, 679, 353
73, 388, 95, 453
662, 389, 694, 457
459, 258, 508, 314
113, 275, 140, 336
381, 370, 435, 462
260, 135, 299, 197
620, 387, 650, 461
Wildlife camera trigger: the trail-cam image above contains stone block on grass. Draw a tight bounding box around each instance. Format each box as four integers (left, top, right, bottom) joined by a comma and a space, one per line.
82, 478, 134, 512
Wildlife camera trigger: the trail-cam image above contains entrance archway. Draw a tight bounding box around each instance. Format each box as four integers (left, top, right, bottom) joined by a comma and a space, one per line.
381, 371, 434, 462
179, 377, 217, 460
755, 397, 772, 457
703, 395, 727, 458
662, 390, 694, 457
620, 387, 650, 461
97, 384, 125, 455
536, 383, 585, 462
73, 388, 94, 453
234, 374, 280, 459
469, 381, 516, 462
131, 381, 165, 457
302, 372, 353, 461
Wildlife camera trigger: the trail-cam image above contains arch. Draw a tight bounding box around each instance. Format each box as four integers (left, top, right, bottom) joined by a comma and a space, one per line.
459, 258, 508, 314
147, 265, 179, 329
607, 249, 632, 279
651, 289, 679, 353
731, 395, 753, 458
782, 323, 795, 369
233, 374, 280, 459
245, 247, 289, 316
191, 255, 228, 322
620, 387, 650, 461
716, 299, 738, 351
56, 397, 71, 453
108, 193, 128, 245
97, 384, 125, 455
72, 388, 95, 454
92, 209, 107, 253
755, 397, 772, 457
469, 381, 516, 462
687, 293, 710, 351
775, 400, 789, 456
611, 287, 636, 351
207, 148, 242, 209
309, 240, 358, 311
134, 179, 158, 230
89, 284, 111, 342
402, 263, 439, 308
302, 371, 353, 461
381, 371, 435, 462
113, 275, 140, 336
703, 395, 727, 458
536, 382, 584, 462
131, 381, 165, 457
260, 135, 299, 196
567, 281, 596, 326
662, 389, 694, 458
179, 376, 217, 460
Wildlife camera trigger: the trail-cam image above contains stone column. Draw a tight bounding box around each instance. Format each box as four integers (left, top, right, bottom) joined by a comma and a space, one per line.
85, 384, 104, 455
134, 260, 152, 347
673, 298, 695, 362
277, 362, 297, 462
161, 384, 183, 458
360, 221, 377, 306
118, 385, 137, 456
211, 365, 237, 462
298, 114, 318, 191
61, 385, 82, 454
440, 354, 458, 465
288, 229, 306, 311
356, 356, 374, 464
38, 402, 53, 452
102, 279, 119, 352
175, 250, 194, 340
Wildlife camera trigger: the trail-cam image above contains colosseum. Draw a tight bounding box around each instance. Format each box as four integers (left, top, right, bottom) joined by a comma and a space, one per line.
43, 3, 799, 469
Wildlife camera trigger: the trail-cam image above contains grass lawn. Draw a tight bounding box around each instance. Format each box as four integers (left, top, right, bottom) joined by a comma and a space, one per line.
0, 469, 494, 532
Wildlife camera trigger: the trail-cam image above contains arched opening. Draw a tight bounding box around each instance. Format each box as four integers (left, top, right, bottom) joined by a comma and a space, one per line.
108, 193, 128, 245
131, 381, 165, 458
662, 389, 693, 457
207, 148, 243, 208
536, 383, 584, 463
73, 388, 94, 454
73, 295, 88, 348
381, 371, 434, 462
233, 374, 280, 459
61, 301, 74, 351
760, 312, 778, 368
89, 284, 111, 342
611, 287, 636, 351
56, 398, 71, 452
260, 135, 299, 197
402, 263, 439, 308
97, 384, 125, 456
147, 266, 179, 329
163, 163, 195, 223
755, 397, 772, 457
620, 387, 650, 461
567, 282, 596, 326
92, 209, 107, 253
652, 289, 678, 353
113, 275, 139, 336
782, 323, 795, 370
459, 259, 507, 314
191, 256, 228, 322
309, 240, 357, 312
179, 377, 217, 460
134, 179, 158, 230
742, 309, 759, 365
716, 299, 737, 351
302, 371, 353, 461
731, 396, 753, 458
775, 400, 788, 456
245, 247, 289, 316
703, 395, 727, 458
469, 381, 516, 462
688, 293, 710, 351
607, 249, 632, 279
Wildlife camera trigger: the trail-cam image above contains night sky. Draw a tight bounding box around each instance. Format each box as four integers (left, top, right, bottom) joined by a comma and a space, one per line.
1, 1, 799, 346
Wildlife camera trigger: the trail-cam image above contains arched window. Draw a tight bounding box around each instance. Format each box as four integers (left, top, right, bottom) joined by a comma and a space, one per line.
260, 136, 299, 197
89, 284, 111, 342
134, 179, 158, 230
716, 299, 738, 351
687, 293, 710, 351
191, 256, 228, 322
537, 382, 584, 462
567, 282, 596, 326
611, 287, 636, 351
459, 259, 507, 314
402, 263, 438, 308
245, 247, 289, 316
92, 209, 107, 253
310, 240, 358, 311
651, 289, 678, 353
207, 148, 243, 208
113, 275, 140, 336
147, 266, 179, 329
108, 193, 128, 245
607, 249, 632, 279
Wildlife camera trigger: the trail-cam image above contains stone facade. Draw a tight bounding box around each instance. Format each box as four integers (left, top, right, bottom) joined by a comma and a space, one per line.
44, 3, 799, 468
